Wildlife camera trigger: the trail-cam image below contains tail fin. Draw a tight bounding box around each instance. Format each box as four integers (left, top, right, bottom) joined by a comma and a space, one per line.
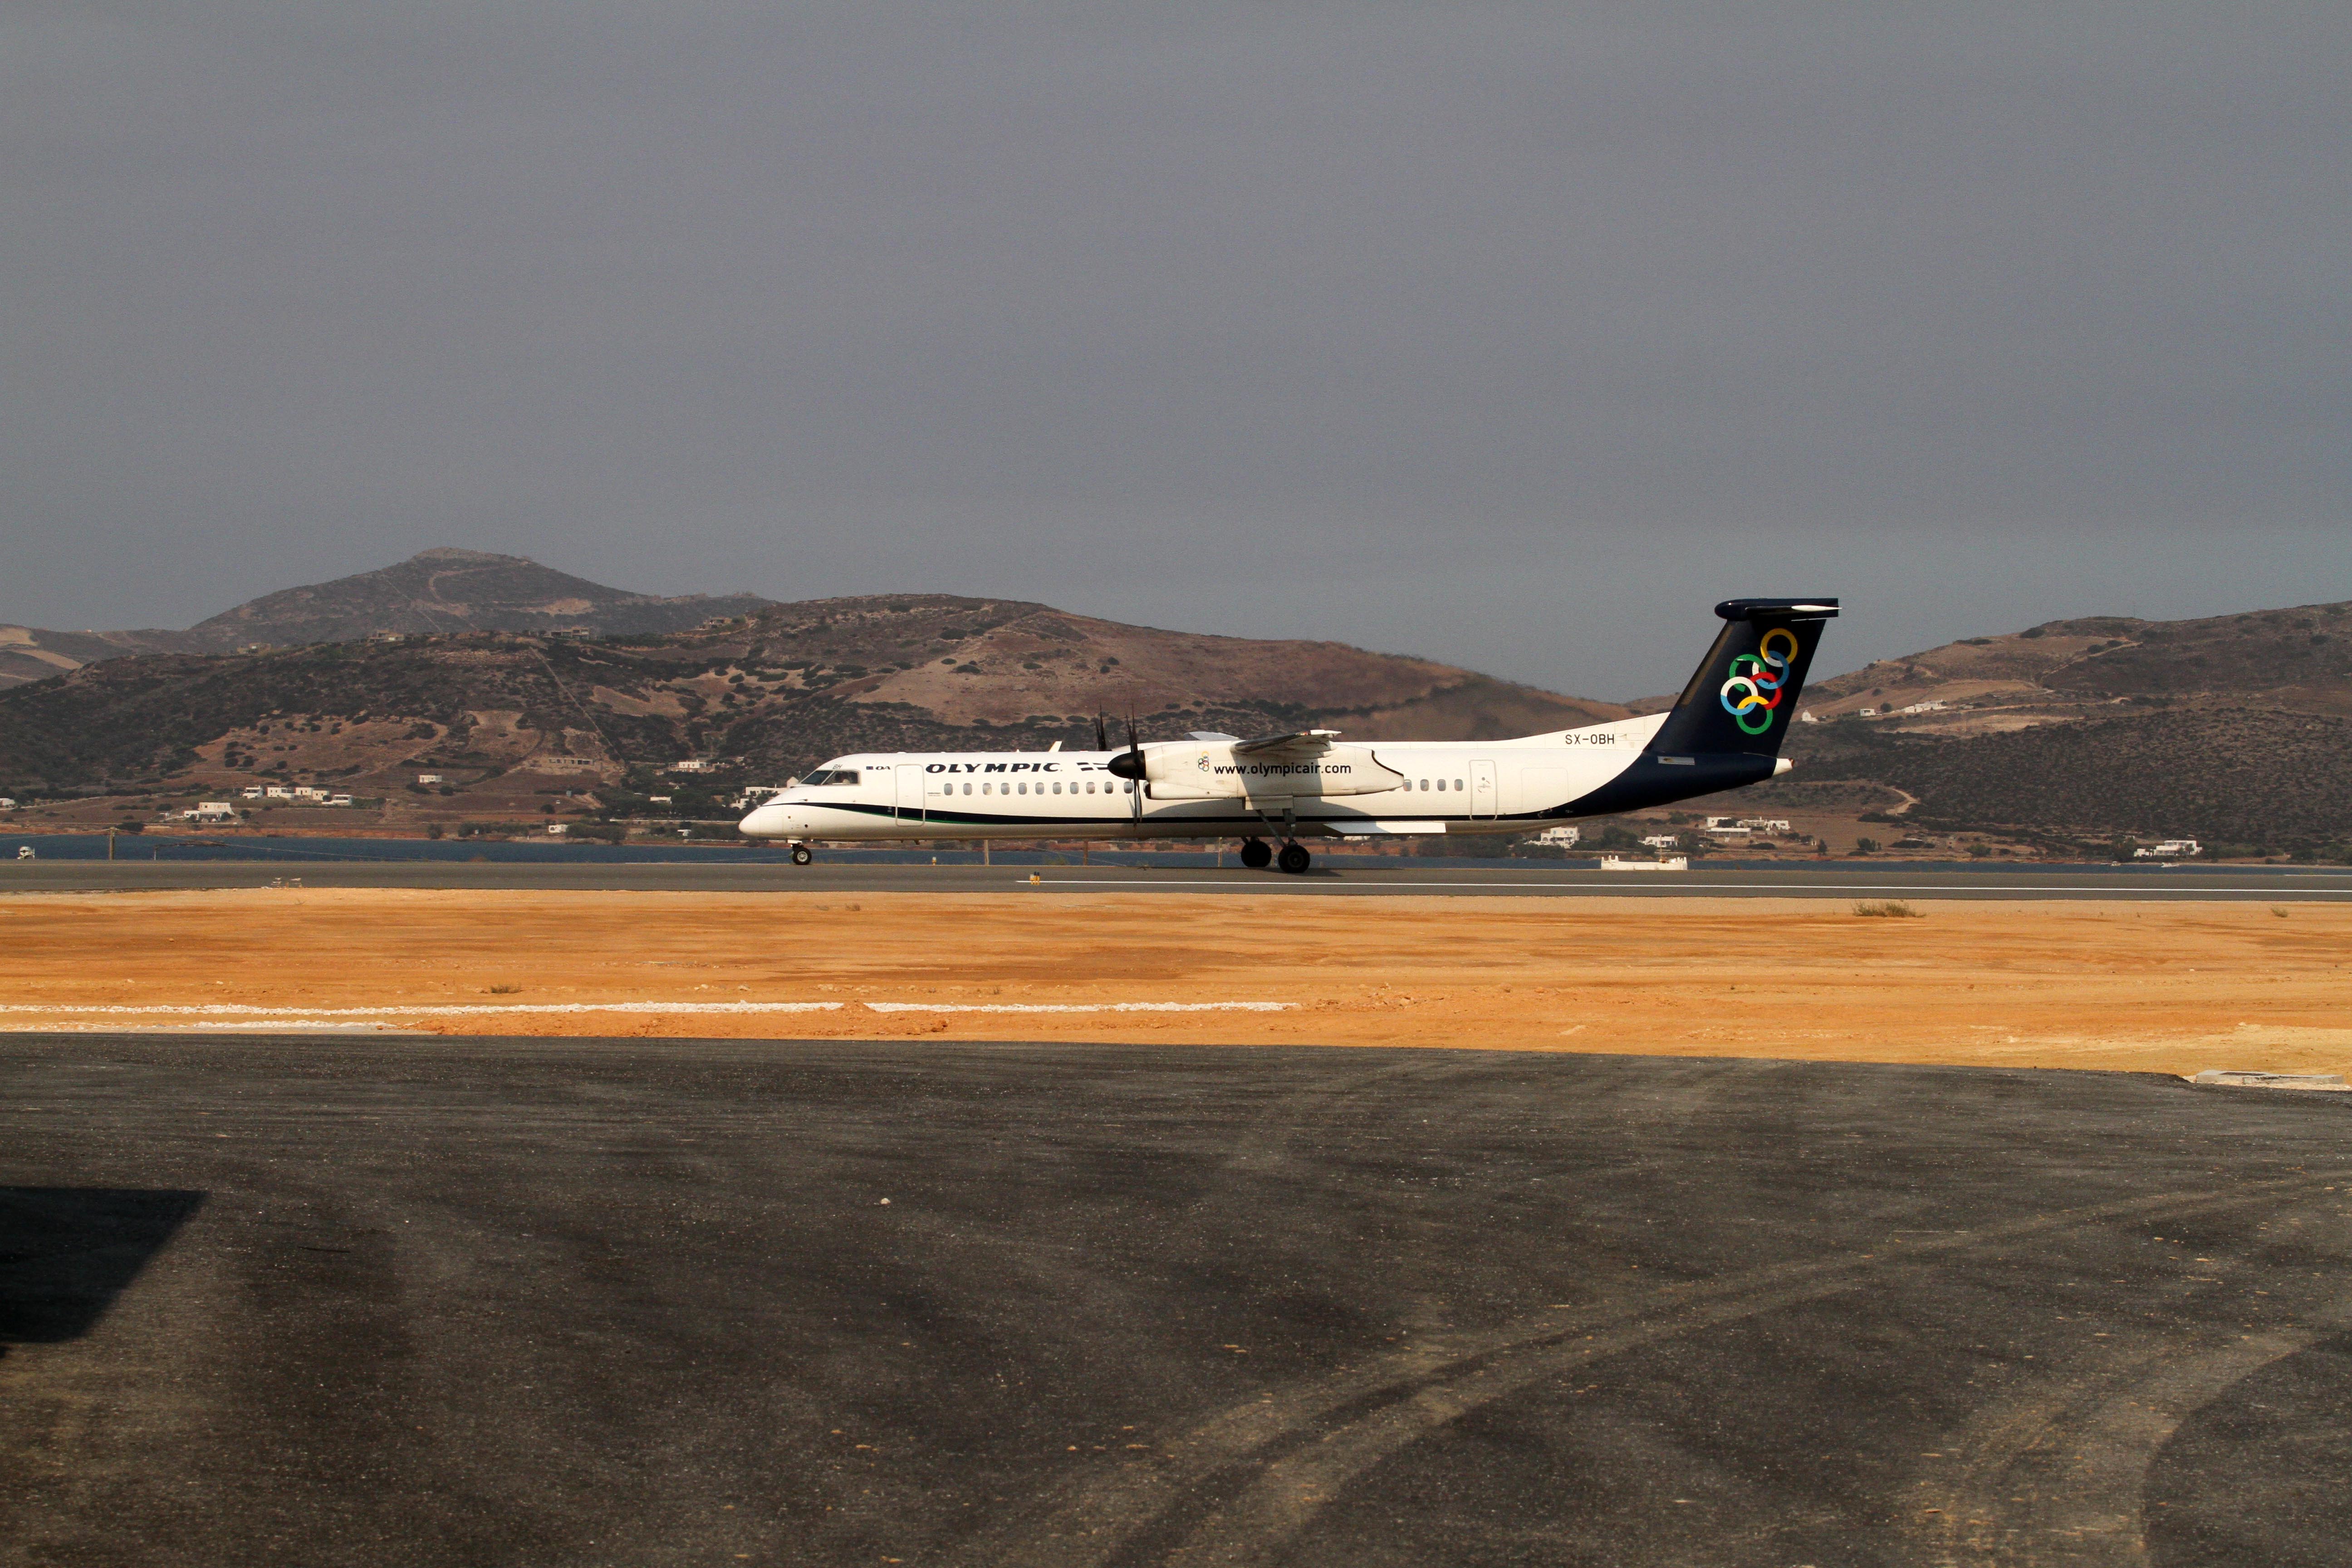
1647, 598, 1839, 760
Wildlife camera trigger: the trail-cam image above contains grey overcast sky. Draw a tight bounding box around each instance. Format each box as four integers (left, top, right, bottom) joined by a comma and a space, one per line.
3, 2, 2347, 698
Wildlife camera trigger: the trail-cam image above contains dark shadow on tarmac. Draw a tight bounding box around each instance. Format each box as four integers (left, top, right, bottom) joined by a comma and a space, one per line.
0, 1187, 205, 1346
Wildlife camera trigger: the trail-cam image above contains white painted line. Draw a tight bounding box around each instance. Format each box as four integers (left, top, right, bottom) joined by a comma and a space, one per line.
862, 1001, 1294, 1014
0, 1000, 1290, 1020
0, 1001, 848, 1018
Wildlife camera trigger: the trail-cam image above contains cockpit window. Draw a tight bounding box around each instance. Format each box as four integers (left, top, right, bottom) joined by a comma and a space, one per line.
801, 768, 859, 786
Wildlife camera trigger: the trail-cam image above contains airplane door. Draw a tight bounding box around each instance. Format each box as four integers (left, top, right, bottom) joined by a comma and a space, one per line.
1470, 759, 1497, 818
895, 764, 925, 826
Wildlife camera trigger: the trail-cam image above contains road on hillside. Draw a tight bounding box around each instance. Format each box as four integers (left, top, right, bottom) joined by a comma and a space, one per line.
5, 1036, 2350, 1567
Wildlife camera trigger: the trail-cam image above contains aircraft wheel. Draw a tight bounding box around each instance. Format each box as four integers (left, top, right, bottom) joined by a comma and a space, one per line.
1276, 842, 1311, 875
790, 843, 813, 866
1239, 838, 1273, 869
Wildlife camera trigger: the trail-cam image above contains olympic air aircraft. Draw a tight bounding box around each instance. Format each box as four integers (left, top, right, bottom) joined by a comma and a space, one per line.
740, 597, 1837, 871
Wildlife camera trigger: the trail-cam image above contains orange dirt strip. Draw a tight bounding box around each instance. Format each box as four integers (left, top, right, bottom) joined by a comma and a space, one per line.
1, 890, 2347, 1077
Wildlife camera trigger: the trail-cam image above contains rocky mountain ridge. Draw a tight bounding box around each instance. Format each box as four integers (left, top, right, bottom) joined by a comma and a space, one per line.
0, 549, 775, 688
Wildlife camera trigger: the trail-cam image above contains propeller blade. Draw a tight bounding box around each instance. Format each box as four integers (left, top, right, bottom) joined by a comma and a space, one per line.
1094, 711, 1108, 752
1107, 711, 1146, 781
1105, 708, 1145, 828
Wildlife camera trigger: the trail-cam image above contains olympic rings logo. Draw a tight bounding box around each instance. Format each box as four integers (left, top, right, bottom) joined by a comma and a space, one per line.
1719, 627, 1801, 736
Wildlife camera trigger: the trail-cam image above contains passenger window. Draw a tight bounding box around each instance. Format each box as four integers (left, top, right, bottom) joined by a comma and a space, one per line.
1455, 779, 1465, 792
963, 782, 972, 795
982, 782, 992, 795
1053, 781, 1062, 794
1419, 779, 1429, 791
1018, 782, 1027, 794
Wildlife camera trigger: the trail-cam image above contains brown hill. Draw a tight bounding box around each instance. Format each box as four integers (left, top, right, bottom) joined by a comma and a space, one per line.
1798, 600, 2352, 736
1708, 600, 2352, 854
0, 549, 775, 688
0, 593, 1626, 813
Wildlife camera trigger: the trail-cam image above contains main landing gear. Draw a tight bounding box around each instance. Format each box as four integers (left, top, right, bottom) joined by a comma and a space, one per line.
1240, 837, 1312, 874
790, 843, 813, 866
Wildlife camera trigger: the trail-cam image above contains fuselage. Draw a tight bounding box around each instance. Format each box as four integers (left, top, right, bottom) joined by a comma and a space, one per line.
740, 713, 1681, 843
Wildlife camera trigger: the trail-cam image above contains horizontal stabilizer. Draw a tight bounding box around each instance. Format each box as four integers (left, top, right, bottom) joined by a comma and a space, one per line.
1715, 598, 1839, 622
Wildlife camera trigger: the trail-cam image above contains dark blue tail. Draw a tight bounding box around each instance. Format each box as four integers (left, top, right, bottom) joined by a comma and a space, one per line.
1648, 598, 1838, 758
1556, 598, 1838, 818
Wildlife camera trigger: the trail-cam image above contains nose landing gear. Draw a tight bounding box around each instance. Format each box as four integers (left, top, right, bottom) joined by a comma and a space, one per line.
790, 843, 813, 866
1238, 838, 1273, 870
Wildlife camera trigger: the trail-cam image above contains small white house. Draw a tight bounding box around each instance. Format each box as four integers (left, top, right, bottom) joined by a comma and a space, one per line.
1533, 824, 1581, 848
546, 822, 568, 835
416, 773, 445, 785
182, 802, 240, 823
293, 785, 325, 800
1737, 818, 1792, 833
0, 797, 15, 810
1640, 833, 1681, 850
241, 785, 265, 799
667, 760, 713, 774
2135, 839, 2202, 859
264, 785, 292, 799
327, 794, 354, 808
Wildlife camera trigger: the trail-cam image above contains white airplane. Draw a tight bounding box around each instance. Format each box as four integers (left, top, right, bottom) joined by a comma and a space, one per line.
740, 597, 1837, 871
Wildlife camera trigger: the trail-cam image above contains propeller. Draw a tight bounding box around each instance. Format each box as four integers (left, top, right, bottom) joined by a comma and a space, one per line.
1106, 710, 1147, 828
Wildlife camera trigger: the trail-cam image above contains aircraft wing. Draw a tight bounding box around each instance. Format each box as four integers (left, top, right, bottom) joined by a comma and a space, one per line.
1227, 729, 1343, 755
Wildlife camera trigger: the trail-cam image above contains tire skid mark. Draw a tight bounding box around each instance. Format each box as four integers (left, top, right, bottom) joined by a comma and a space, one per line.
952, 1171, 2352, 1568
1908, 1264, 2352, 1568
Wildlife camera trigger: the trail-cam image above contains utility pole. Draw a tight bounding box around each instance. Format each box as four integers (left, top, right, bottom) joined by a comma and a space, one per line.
107, 828, 115, 862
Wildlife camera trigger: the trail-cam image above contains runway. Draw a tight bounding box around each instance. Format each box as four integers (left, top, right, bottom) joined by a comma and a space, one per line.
7, 858, 2352, 899
5, 1034, 2348, 1566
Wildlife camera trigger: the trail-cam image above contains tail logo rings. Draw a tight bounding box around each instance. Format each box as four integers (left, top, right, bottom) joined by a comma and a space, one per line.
1719, 627, 1801, 736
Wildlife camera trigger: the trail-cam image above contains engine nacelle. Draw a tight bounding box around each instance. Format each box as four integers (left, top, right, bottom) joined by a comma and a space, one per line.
1138, 740, 1402, 800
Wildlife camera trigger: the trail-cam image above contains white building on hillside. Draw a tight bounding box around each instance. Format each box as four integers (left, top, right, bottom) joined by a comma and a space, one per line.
2135, 839, 2202, 858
